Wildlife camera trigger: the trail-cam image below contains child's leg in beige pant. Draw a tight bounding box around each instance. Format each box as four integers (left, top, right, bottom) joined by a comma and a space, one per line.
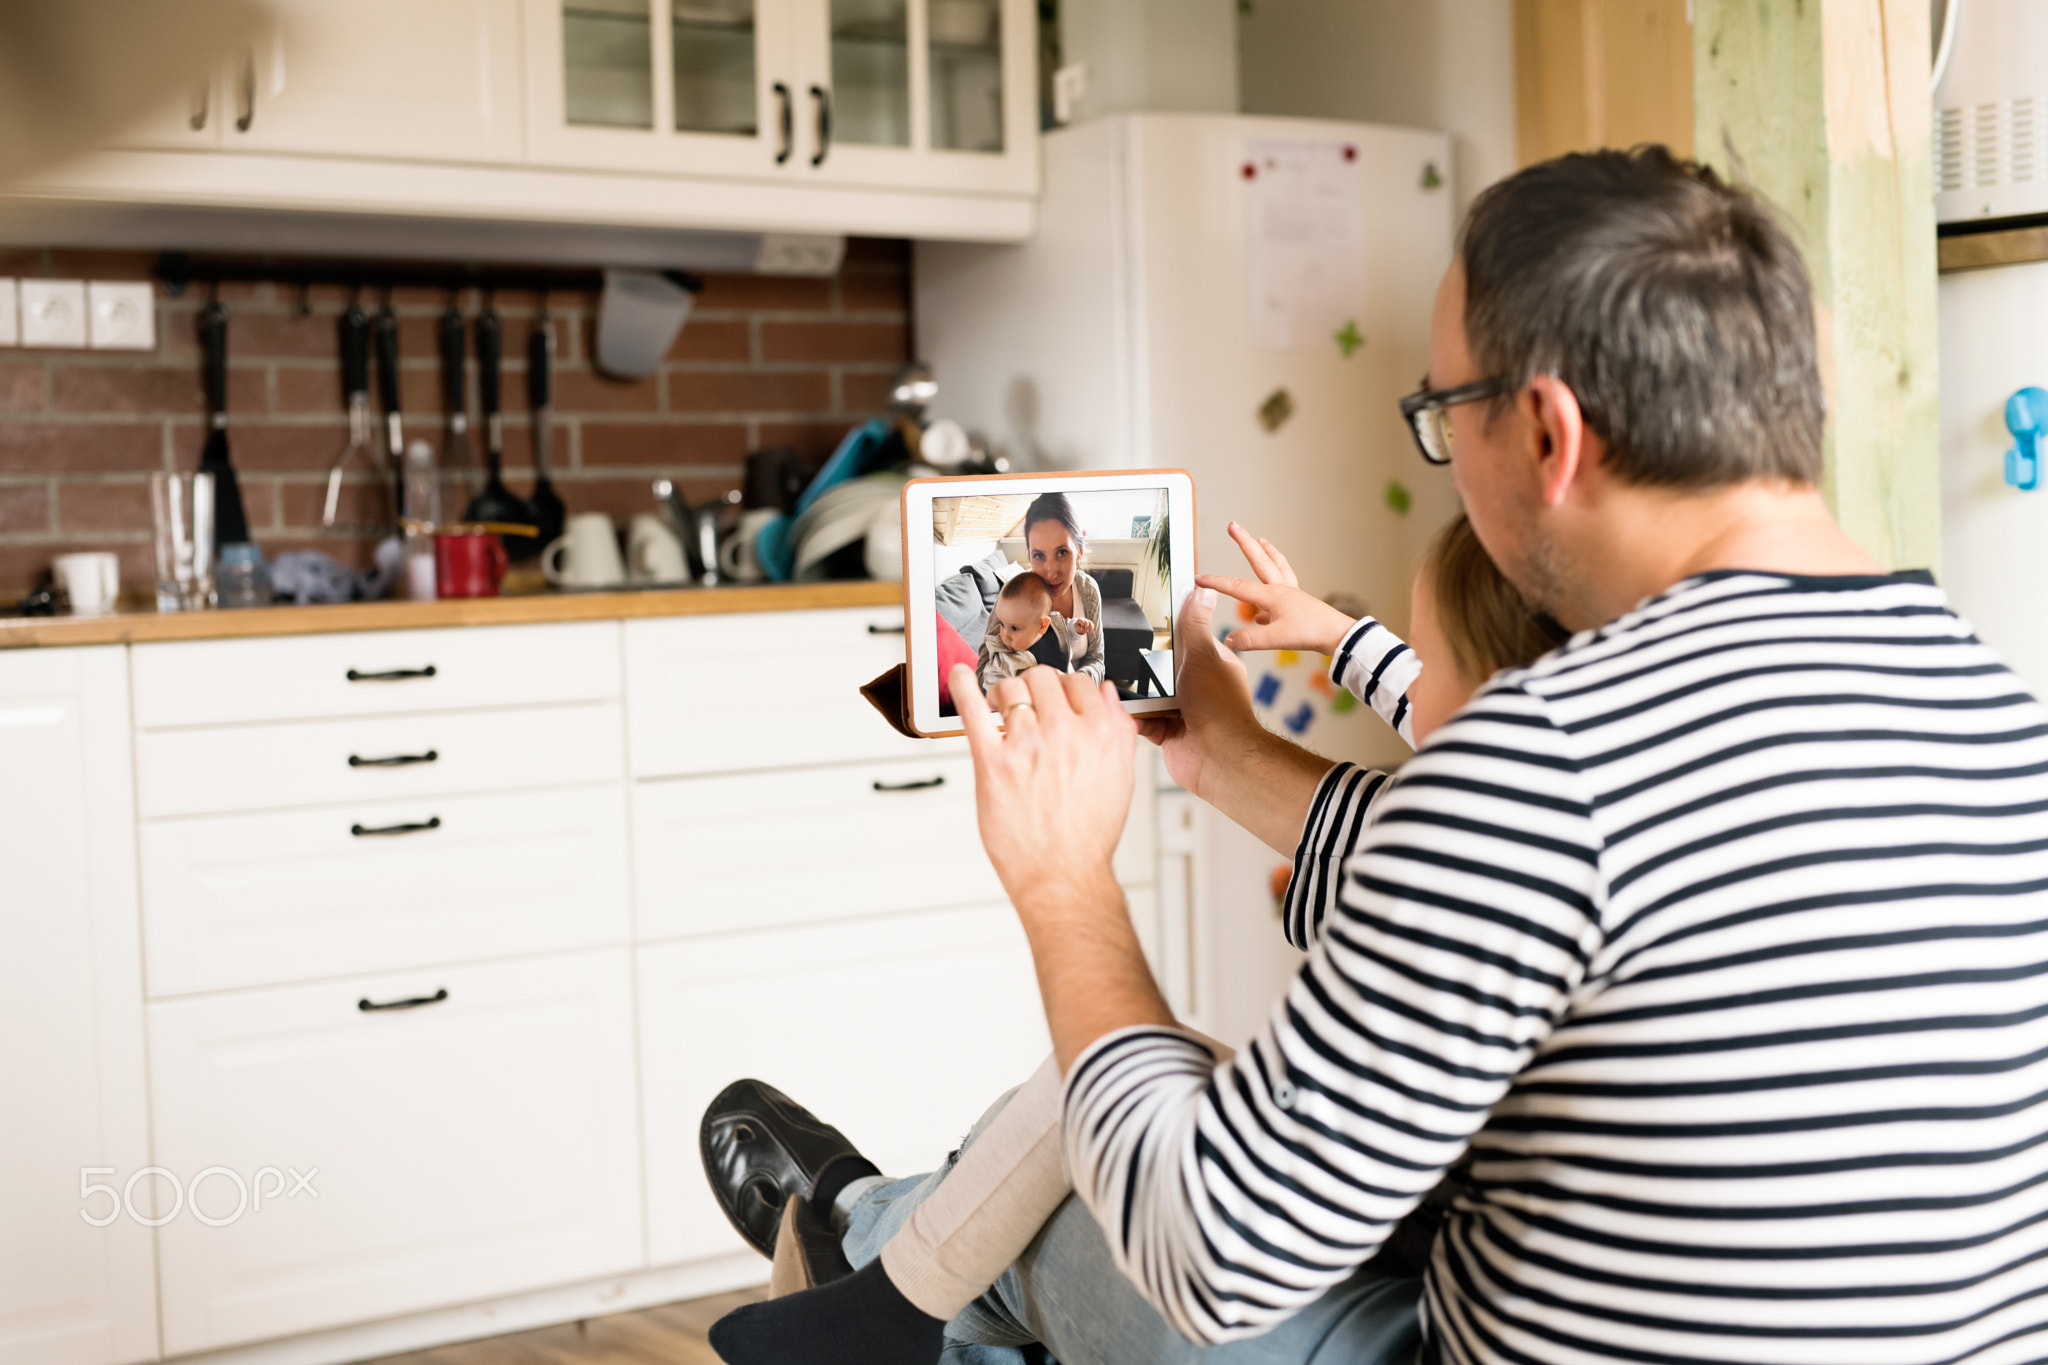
877, 1033, 1232, 1322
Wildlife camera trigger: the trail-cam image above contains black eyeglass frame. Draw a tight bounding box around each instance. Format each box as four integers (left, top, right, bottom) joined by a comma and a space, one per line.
1398, 376, 1511, 465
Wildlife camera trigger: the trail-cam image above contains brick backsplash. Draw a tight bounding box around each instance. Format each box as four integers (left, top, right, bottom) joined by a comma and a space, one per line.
0, 240, 912, 601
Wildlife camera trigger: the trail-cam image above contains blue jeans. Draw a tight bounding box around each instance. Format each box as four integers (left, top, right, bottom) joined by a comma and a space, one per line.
840, 1087, 1423, 1365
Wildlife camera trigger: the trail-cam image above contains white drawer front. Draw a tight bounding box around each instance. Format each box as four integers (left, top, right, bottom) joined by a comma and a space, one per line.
140, 786, 631, 996
625, 607, 960, 776
149, 949, 643, 1355
633, 755, 1001, 940
639, 907, 1049, 1266
132, 621, 621, 729
135, 702, 625, 819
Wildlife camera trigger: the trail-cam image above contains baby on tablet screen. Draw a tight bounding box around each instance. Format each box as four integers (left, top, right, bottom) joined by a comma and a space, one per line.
976, 572, 1055, 691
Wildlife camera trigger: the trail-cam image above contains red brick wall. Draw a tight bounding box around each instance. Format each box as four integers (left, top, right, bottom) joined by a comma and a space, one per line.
0, 240, 912, 601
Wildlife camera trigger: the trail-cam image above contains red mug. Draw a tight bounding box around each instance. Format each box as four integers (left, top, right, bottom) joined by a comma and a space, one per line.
433, 531, 509, 598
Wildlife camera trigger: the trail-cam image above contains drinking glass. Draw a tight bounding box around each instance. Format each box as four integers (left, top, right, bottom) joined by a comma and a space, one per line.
151, 471, 216, 612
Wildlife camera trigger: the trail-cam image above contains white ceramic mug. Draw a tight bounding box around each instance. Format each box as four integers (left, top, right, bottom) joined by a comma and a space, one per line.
719, 507, 781, 583
541, 512, 626, 589
53, 551, 119, 616
627, 513, 689, 585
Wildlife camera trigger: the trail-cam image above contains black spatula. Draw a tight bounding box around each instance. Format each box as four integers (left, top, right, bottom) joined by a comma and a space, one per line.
462, 301, 534, 534
196, 299, 250, 546
524, 314, 565, 555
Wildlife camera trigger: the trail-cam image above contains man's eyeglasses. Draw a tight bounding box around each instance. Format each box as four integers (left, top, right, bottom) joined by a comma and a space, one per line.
1399, 376, 1509, 465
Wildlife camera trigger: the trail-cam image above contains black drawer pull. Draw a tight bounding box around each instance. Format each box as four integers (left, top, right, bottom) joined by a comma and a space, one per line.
348, 749, 439, 769
346, 665, 438, 682
874, 775, 945, 793
350, 816, 442, 837
867, 623, 905, 635
358, 988, 448, 1013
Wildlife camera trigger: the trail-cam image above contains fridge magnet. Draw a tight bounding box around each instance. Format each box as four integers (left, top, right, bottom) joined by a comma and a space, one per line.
1385, 479, 1412, 515
1421, 161, 1444, 190
1283, 701, 1315, 734
1254, 673, 1282, 707
1257, 387, 1295, 432
1334, 319, 1364, 357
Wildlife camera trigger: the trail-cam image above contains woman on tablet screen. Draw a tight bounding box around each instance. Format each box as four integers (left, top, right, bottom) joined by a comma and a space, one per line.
985, 492, 1105, 683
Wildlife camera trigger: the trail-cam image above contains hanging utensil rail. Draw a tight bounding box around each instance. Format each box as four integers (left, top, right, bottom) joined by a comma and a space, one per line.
155, 253, 702, 304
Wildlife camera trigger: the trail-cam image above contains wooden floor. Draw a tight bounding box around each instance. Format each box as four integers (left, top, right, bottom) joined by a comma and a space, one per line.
362, 1288, 767, 1365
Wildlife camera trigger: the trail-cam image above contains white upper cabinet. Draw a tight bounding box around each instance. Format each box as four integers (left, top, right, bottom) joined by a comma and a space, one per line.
527, 0, 1036, 194
119, 0, 524, 164
221, 0, 525, 163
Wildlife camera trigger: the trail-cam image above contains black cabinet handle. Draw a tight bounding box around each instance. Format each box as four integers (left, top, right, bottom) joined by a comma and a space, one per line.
874, 775, 945, 793
358, 988, 448, 1013
348, 750, 438, 769
346, 665, 437, 682
867, 623, 905, 635
774, 81, 793, 165
350, 816, 442, 837
235, 49, 255, 131
810, 84, 832, 167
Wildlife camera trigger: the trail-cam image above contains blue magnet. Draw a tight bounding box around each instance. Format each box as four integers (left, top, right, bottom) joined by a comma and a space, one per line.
1283, 701, 1315, 734
1254, 673, 1282, 707
2006, 387, 2048, 490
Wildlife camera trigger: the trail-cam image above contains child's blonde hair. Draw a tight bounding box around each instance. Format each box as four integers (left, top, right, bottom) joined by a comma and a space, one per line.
1419, 514, 1568, 683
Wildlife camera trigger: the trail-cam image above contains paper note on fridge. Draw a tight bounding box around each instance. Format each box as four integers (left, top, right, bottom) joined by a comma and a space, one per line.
1244, 140, 1367, 352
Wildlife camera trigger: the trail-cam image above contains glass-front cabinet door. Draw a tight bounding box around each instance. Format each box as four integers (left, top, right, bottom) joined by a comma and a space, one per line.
792, 0, 1033, 193
529, 0, 795, 175
790, 0, 1032, 192
528, 0, 1034, 194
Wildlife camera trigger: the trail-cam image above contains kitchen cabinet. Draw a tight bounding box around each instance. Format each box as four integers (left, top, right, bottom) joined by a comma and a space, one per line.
526, 0, 1037, 195
0, 648, 158, 1365
65, 0, 1038, 244
633, 752, 1001, 939
624, 606, 948, 776
120, 0, 524, 165
139, 784, 632, 996
149, 949, 643, 1356
638, 903, 1050, 1265
5, 590, 1159, 1365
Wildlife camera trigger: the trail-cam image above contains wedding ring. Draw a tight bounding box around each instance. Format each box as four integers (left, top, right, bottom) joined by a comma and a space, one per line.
1002, 700, 1036, 723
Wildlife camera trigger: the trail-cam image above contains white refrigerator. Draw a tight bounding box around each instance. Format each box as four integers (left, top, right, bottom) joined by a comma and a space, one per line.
916, 113, 1457, 1044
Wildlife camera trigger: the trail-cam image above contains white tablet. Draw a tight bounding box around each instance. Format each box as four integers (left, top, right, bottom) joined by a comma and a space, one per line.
902, 469, 1197, 738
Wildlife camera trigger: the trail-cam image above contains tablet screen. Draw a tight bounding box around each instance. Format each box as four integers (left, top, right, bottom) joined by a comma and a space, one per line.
929, 484, 1179, 716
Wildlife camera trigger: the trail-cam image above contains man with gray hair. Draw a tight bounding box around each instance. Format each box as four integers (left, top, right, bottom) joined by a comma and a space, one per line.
716, 147, 2048, 1364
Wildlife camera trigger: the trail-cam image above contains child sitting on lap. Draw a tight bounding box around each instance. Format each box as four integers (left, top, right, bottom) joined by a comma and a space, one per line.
976, 572, 1056, 691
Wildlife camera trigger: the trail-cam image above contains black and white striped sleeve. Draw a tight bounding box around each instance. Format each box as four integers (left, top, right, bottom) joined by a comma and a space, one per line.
1277, 619, 1419, 951
1277, 762, 1388, 951
1330, 616, 1420, 746
1061, 684, 1607, 1345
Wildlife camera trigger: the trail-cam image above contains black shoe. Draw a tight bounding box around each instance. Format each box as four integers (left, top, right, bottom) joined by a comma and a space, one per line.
700, 1079, 877, 1259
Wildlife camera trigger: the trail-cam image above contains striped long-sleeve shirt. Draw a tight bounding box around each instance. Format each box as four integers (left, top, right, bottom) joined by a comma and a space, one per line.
1280, 617, 1423, 951
1065, 571, 2048, 1364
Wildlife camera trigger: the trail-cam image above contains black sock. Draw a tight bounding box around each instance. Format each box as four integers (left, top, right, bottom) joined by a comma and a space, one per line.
708, 1259, 945, 1365
810, 1152, 882, 1228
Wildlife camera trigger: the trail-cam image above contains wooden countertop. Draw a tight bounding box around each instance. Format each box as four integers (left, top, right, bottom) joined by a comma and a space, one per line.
0, 581, 902, 649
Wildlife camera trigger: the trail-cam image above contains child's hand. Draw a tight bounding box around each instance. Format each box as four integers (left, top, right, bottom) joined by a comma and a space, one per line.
1072, 618, 1093, 636
1197, 522, 1358, 657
